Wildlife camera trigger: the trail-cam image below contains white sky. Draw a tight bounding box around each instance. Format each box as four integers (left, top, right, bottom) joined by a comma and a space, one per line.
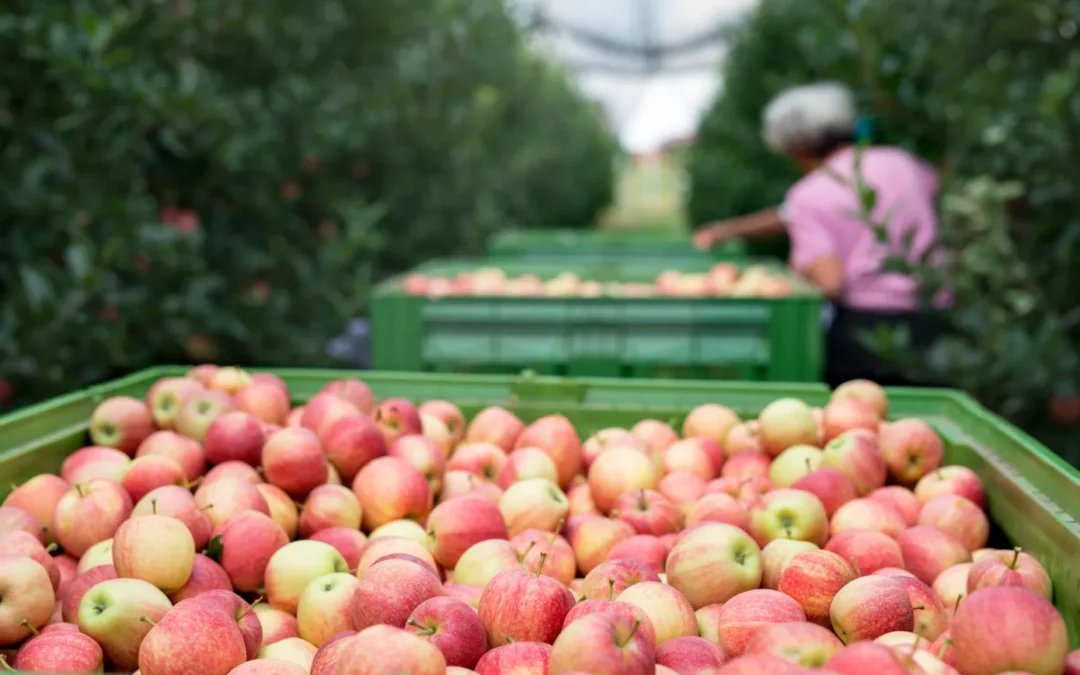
512, 0, 760, 153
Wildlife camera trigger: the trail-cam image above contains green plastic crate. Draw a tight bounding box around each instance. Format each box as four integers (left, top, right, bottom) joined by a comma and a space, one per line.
1, 367, 1079, 647
488, 228, 748, 263
371, 258, 823, 381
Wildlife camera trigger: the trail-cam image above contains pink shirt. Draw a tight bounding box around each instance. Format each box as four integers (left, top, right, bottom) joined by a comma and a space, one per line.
782, 145, 944, 311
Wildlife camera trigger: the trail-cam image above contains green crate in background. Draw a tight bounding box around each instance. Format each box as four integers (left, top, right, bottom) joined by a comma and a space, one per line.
1, 367, 1078, 646
488, 228, 749, 263
371, 257, 823, 382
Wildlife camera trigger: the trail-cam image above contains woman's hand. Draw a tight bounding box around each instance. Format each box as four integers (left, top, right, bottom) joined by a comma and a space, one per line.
693, 220, 739, 249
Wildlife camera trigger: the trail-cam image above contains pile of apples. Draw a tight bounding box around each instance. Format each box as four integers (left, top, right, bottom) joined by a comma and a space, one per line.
400, 263, 796, 299
1, 367, 1077, 675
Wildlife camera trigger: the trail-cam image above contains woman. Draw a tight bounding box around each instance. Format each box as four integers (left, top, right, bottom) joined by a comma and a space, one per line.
694, 82, 949, 388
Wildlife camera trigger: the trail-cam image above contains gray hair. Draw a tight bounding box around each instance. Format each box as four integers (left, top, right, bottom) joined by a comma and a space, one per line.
762, 82, 857, 156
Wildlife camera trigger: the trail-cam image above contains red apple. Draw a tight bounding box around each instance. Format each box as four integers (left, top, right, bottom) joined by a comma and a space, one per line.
657, 472, 707, 514
914, 466, 985, 509
309, 629, 356, 675
2, 474, 70, 535
374, 397, 423, 446
831, 379, 888, 419
419, 400, 467, 446
0, 505, 44, 543
569, 516, 636, 575
630, 418, 680, 453
337, 624, 448, 674
950, 586, 1068, 675
890, 575, 948, 641
662, 439, 719, 481
464, 406, 525, 452
475, 641, 551, 675
352, 456, 433, 531
305, 528, 364, 570
353, 557, 445, 630
234, 379, 291, 426
791, 468, 857, 518
917, 494, 988, 552
448, 443, 509, 482
146, 376, 204, 430
878, 418, 944, 486
355, 536, 437, 577
302, 393, 361, 439
743, 621, 844, 666
138, 597, 248, 675
717, 588, 806, 657
477, 563, 575, 646
820, 429, 886, 496
133, 485, 213, 549
496, 447, 559, 489
932, 562, 971, 613
60, 564, 117, 623
169, 553, 232, 602
897, 526, 971, 585
616, 580, 698, 644
867, 486, 921, 526
60, 446, 131, 484
824, 641, 911, 675
606, 535, 669, 575
655, 635, 727, 674
550, 612, 656, 675
966, 547, 1052, 600
513, 414, 582, 489
683, 403, 741, 446
830, 498, 905, 539
719, 452, 771, 480
757, 398, 820, 457
580, 558, 660, 600
262, 427, 328, 499
52, 478, 133, 557
204, 411, 266, 466
195, 590, 264, 659
211, 510, 289, 592
0, 554, 55, 645
611, 488, 682, 536
821, 397, 879, 443
825, 529, 904, 576
13, 628, 104, 673
299, 485, 362, 538
425, 496, 506, 568
321, 378, 375, 415
405, 596, 488, 668
89, 395, 155, 455
760, 539, 819, 591
320, 413, 386, 482
113, 513, 196, 593
511, 529, 577, 587
723, 422, 762, 456
257, 483, 300, 539
121, 454, 187, 503
588, 447, 660, 514
776, 549, 856, 626
194, 475, 271, 528
175, 388, 237, 443
390, 434, 448, 493
204, 460, 263, 486
255, 604, 301, 647
829, 576, 914, 643
685, 492, 750, 531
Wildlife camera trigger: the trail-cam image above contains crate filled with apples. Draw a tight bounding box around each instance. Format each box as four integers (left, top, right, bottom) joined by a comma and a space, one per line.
0, 366, 1077, 675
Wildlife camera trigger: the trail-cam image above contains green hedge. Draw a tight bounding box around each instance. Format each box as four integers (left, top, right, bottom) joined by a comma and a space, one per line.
0, 0, 616, 409
688, 0, 1080, 438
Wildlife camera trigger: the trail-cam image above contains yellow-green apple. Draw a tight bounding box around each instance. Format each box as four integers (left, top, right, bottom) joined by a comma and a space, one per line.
513, 414, 582, 489
825, 529, 904, 575
300, 393, 361, 440
724, 421, 763, 456
194, 476, 271, 529
3, 474, 69, 536
824, 641, 911, 675
77, 538, 114, 574
562, 599, 657, 646
320, 413, 386, 482
146, 376, 204, 430
12, 627, 104, 673
447, 443, 508, 482
583, 428, 648, 468
441, 471, 503, 505
829, 498, 905, 539
716, 588, 806, 656
917, 494, 988, 551
138, 598, 248, 675
496, 447, 559, 489
932, 562, 971, 614
121, 455, 186, 503
820, 429, 886, 496
204, 411, 266, 466
550, 612, 656, 674
426, 496, 508, 569
405, 596, 488, 668
950, 586, 1067, 675
616, 581, 698, 644
743, 621, 844, 666
474, 641, 550, 675
757, 398, 820, 457
897, 526, 971, 585
831, 378, 889, 418
113, 513, 196, 593
760, 539, 819, 590
390, 434, 448, 493
90, 396, 156, 456
464, 406, 525, 452
204, 459, 264, 486
477, 562, 575, 647
769, 445, 823, 488
354, 536, 437, 576
498, 478, 569, 536
580, 559, 661, 600
829, 576, 914, 643
790, 468, 857, 518
684, 492, 750, 531
206, 366, 252, 394
187, 363, 220, 384
748, 488, 829, 548
662, 439, 719, 481
226, 658, 307, 675
569, 515, 635, 575
890, 575, 947, 640
877, 418, 943, 485
353, 557, 445, 630
657, 472, 707, 514
134, 485, 212, 549
0, 532, 60, 590
352, 456, 433, 531
630, 418, 679, 454
913, 466, 985, 509
211, 511, 289, 592
77, 577, 171, 670
683, 403, 741, 445
777, 549, 856, 625
265, 540, 350, 614
308, 528, 365, 570
61, 564, 117, 622
867, 486, 921, 526
60, 446, 131, 484
612, 488, 682, 536
606, 535, 668, 575
321, 378, 375, 414
234, 379, 291, 426
309, 629, 356, 675
196, 590, 264, 659
262, 427, 328, 499
52, 478, 133, 557
370, 518, 427, 544
567, 481, 599, 515
373, 398, 423, 446
175, 389, 237, 443
720, 451, 771, 480
420, 413, 455, 457
821, 397, 879, 443
419, 400, 467, 447
299, 485, 362, 538
511, 529, 577, 586
169, 553, 232, 602
966, 547, 1052, 599
257, 483, 300, 539
588, 447, 659, 514
694, 603, 724, 645
0, 555, 54, 644
255, 604, 300, 646
655, 635, 727, 674
296, 573, 360, 647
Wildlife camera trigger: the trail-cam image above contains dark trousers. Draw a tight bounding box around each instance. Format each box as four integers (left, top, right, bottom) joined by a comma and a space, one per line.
824, 305, 950, 389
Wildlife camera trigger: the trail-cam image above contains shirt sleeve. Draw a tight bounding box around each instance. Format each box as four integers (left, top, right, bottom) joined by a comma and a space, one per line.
917, 159, 939, 197
782, 194, 838, 273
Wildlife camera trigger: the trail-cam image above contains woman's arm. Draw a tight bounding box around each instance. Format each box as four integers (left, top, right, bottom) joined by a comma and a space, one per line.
693, 207, 787, 248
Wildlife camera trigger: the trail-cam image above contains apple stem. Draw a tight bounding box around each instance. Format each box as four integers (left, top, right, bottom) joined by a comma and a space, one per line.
198, 504, 214, 513
535, 551, 548, 578
905, 626, 924, 663
44, 543, 58, 554
74, 483, 86, 498
549, 518, 566, 545
505, 635, 515, 644
912, 604, 925, 610
0, 655, 15, 672
20, 620, 39, 637
637, 488, 647, 510
1009, 546, 1021, 569
183, 477, 204, 490
140, 616, 157, 627
518, 540, 537, 563
738, 477, 753, 487
607, 578, 615, 601
617, 618, 642, 647
804, 457, 813, 473
848, 557, 862, 577
238, 596, 264, 620
151, 498, 158, 515
937, 637, 952, 660
954, 594, 963, 611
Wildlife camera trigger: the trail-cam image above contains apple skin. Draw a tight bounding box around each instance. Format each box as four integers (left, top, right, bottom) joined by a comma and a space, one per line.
580, 559, 661, 600
889, 575, 948, 641
498, 478, 570, 536
373, 397, 424, 446
0, 531, 60, 590
720, 450, 771, 481
133, 485, 212, 550
567, 481, 599, 515
77, 538, 114, 575
61, 564, 117, 623
819, 429, 887, 496
113, 513, 196, 593
606, 535, 669, 575
511, 529, 577, 586
265, 540, 350, 615
665, 522, 762, 609
655, 635, 727, 674
616, 581, 698, 645
821, 397, 879, 443
876, 418, 942, 485
723, 422, 763, 457
194, 476, 271, 529
337, 624, 447, 675
146, 376, 205, 429
351, 456, 434, 531
867, 486, 921, 526
211, 510, 290, 592
950, 586, 1068, 675
716, 588, 806, 657
452, 539, 522, 588
966, 548, 1052, 600
777, 549, 856, 626
203, 411, 266, 467
301, 393, 362, 440
196, 590, 265, 660
309, 629, 357, 675
138, 598, 248, 675
90, 395, 156, 455
831, 379, 889, 419
824, 641, 911, 675
299, 485, 363, 538
1067, 650, 1080, 675
425, 496, 508, 569
175, 389, 238, 444
896, 526, 971, 585
121, 455, 187, 502
562, 599, 658, 646
352, 557, 446, 630
257, 638, 318, 672
550, 612, 656, 675
824, 529, 905, 576
495, 447, 559, 489
913, 466, 986, 509
612, 488, 683, 536
713, 654, 794, 674
321, 378, 375, 414
748, 488, 830, 548
234, 379, 292, 426
61, 446, 131, 485
513, 414, 583, 489
320, 413, 387, 482
169, 553, 232, 603
588, 446, 660, 515
742, 621, 844, 667
829, 576, 914, 644
255, 604, 301, 647
829, 498, 905, 539
389, 434, 448, 493
629, 418, 680, 454
917, 494, 989, 552
419, 400, 467, 446
13, 627, 105, 673
258, 483, 300, 539
477, 566, 576, 647
354, 536, 438, 577
0, 555, 55, 645
663, 438, 720, 481
0, 505, 46, 544
583, 428, 646, 469
204, 460, 263, 486
768, 444, 823, 488
683, 403, 741, 445
77, 577, 172, 670
685, 492, 750, 531
296, 573, 361, 648
760, 539, 819, 590
474, 641, 551, 675
464, 407, 525, 454
757, 397, 820, 457
791, 468, 857, 518
206, 366, 252, 394
3, 474, 70, 535
52, 478, 134, 558
931, 562, 972, 613
405, 596, 488, 668
569, 516, 636, 575
226, 658, 308, 675
657, 472, 707, 514
262, 427, 329, 499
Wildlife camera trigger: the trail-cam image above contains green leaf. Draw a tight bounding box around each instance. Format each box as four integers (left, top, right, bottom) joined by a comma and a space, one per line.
205, 535, 224, 562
